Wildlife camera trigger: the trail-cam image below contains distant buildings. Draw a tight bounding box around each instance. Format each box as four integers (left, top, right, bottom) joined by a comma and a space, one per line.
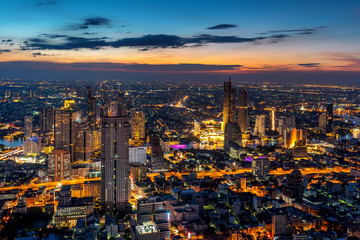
24, 115, 33, 138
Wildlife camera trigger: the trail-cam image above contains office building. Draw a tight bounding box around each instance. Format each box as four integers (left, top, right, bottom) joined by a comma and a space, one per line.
237, 88, 248, 132
101, 114, 130, 212
151, 136, 166, 171
254, 115, 266, 136
129, 146, 147, 164
48, 150, 71, 181
319, 112, 327, 133
272, 213, 292, 236
223, 79, 236, 129
23, 136, 41, 156
283, 169, 304, 200
24, 115, 33, 138
252, 157, 270, 179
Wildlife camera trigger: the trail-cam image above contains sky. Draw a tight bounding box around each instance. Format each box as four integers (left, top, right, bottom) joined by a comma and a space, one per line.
0, 0, 360, 84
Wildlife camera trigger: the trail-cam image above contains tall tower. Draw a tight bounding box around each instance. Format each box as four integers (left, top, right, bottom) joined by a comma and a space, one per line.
224, 122, 242, 151
86, 87, 97, 131
101, 110, 130, 212
326, 104, 334, 134
24, 116, 33, 138
238, 88, 248, 132
270, 109, 276, 131
223, 79, 232, 129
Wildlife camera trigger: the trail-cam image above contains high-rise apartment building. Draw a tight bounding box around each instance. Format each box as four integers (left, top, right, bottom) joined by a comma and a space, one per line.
39, 107, 54, 132
48, 150, 71, 181
252, 157, 270, 179
130, 110, 146, 145
223, 79, 232, 129
254, 115, 266, 136
74, 123, 91, 162
237, 88, 248, 133
319, 112, 327, 133
24, 115, 33, 138
54, 102, 81, 162
101, 114, 130, 212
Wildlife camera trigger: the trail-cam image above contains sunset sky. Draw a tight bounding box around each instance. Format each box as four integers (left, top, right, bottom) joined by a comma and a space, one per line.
0, 0, 360, 84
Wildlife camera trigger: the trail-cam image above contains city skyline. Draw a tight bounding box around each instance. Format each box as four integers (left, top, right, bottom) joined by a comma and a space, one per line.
0, 0, 360, 84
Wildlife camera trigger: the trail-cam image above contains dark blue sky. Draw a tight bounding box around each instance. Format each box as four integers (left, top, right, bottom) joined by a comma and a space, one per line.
0, 0, 359, 84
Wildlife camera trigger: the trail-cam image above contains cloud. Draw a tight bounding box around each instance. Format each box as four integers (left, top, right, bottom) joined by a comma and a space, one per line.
68, 17, 110, 30
259, 26, 326, 35
22, 33, 290, 51
35, 1, 57, 6
207, 24, 238, 30
298, 63, 321, 67
0, 50, 11, 54
32, 52, 54, 57
1, 39, 12, 42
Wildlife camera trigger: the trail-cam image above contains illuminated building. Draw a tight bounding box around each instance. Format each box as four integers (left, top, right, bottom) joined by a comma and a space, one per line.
39, 107, 54, 132
86, 87, 97, 131
101, 113, 130, 212
238, 88, 248, 132
129, 146, 147, 164
47, 150, 71, 181
131, 221, 161, 240
193, 119, 224, 150
326, 103, 334, 134
252, 157, 270, 179
193, 119, 201, 136
284, 128, 307, 149
270, 109, 276, 131
54, 185, 94, 227
130, 163, 147, 184
255, 115, 266, 136
23, 136, 41, 155
24, 115, 33, 138
83, 180, 101, 198
54, 101, 81, 162
224, 122, 242, 151
90, 129, 101, 152
130, 110, 146, 145
278, 116, 286, 136
74, 123, 91, 162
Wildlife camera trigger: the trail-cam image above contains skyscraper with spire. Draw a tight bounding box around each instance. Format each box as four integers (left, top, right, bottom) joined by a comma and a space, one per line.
223, 78, 237, 129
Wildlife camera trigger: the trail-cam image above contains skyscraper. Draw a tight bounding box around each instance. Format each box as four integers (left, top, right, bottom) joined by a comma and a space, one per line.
151, 136, 166, 171
74, 123, 91, 162
54, 101, 81, 162
24, 115, 33, 138
48, 150, 71, 181
284, 169, 304, 199
39, 107, 54, 132
326, 104, 334, 134
284, 128, 307, 149
254, 115, 266, 136
101, 113, 130, 212
130, 110, 146, 145
237, 88, 248, 133
86, 87, 97, 131
223, 79, 232, 129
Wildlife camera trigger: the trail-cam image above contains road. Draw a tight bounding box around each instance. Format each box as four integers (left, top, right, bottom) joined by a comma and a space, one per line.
0, 147, 23, 160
